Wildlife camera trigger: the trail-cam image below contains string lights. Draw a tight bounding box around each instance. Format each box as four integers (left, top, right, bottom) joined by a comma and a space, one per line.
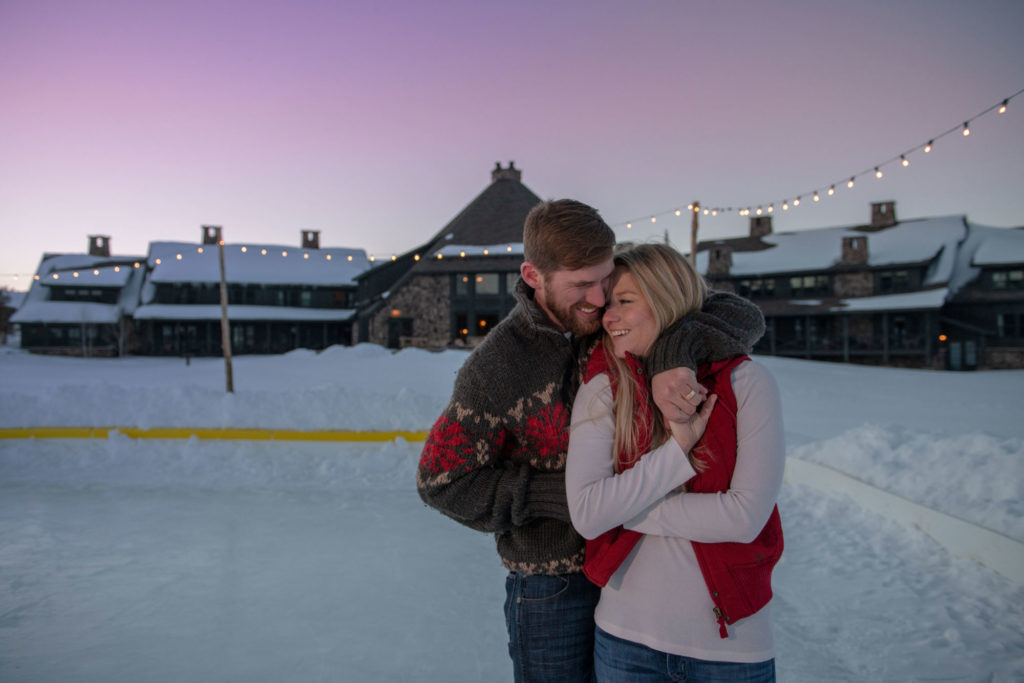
3, 90, 1020, 290
614, 88, 1022, 230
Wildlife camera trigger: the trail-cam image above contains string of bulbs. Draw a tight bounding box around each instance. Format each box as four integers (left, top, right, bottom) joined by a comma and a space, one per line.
619, 88, 1023, 227
2, 88, 1020, 290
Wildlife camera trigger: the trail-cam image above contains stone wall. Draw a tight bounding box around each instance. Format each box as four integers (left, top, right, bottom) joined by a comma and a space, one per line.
366, 274, 451, 347
834, 272, 874, 298
984, 347, 1024, 369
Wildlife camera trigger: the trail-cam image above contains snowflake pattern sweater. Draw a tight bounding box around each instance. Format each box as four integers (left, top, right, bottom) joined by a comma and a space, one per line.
416, 279, 765, 575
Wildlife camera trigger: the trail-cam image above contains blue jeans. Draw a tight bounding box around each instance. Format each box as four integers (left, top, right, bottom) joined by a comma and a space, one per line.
594, 627, 775, 682
504, 571, 601, 683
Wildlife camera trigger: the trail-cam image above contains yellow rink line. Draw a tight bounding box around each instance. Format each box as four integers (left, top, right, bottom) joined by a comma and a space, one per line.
0, 427, 430, 442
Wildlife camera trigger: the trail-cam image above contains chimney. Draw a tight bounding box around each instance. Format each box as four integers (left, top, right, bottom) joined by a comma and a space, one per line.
870, 201, 897, 229
749, 216, 773, 238
202, 225, 223, 245
88, 235, 111, 257
302, 230, 320, 249
491, 161, 522, 183
707, 244, 733, 276
841, 235, 869, 265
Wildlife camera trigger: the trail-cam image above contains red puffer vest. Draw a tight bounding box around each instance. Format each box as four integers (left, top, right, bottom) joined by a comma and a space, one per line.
581, 345, 784, 638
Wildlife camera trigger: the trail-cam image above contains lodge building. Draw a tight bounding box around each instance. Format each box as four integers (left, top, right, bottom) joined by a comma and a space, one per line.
9, 164, 1024, 369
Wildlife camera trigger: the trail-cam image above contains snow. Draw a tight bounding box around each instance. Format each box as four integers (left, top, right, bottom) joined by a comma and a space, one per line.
695, 216, 968, 281
1, 343, 1022, 681
973, 226, 1024, 266
828, 287, 948, 312
8, 301, 122, 324
146, 241, 370, 286
132, 304, 357, 322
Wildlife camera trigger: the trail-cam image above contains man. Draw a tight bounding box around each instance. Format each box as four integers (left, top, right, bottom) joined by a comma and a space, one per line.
417, 199, 764, 682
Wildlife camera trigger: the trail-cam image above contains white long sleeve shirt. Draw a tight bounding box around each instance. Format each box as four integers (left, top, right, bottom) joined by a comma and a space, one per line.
566, 360, 785, 663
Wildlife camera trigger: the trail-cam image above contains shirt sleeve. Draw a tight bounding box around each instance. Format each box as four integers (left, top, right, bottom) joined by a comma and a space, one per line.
623, 361, 785, 543
416, 355, 570, 533
565, 374, 698, 540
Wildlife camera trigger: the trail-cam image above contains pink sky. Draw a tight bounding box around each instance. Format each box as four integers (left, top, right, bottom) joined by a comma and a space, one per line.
1, 0, 1022, 290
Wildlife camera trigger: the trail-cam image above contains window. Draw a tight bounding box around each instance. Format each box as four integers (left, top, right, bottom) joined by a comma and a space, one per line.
738, 278, 775, 299
476, 273, 500, 295
455, 274, 471, 297
992, 269, 1024, 290
789, 275, 829, 297
506, 272, 520, 294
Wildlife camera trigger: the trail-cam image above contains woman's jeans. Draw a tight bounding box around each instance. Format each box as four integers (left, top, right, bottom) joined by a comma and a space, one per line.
595, 626, 775, 682
504, 571, 601, 683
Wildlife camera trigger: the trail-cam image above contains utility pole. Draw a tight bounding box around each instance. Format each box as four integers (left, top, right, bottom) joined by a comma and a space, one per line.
690, 201, 700, 267
214, 227, 234, 393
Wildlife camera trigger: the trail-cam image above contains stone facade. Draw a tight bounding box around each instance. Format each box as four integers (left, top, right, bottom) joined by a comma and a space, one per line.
365, 274, 450, 347
833, 271, 874, 298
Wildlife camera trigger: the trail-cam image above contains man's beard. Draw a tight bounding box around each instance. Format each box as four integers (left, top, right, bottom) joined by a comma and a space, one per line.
543, 291, 602, 337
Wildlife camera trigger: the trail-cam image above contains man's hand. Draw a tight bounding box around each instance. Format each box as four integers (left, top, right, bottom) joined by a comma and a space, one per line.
669, 394, 718, 455
651, 367, 707, 423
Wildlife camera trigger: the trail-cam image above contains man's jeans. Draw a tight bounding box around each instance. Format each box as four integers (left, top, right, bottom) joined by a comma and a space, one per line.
595, 626, 775, 682
504, 571, 600, 682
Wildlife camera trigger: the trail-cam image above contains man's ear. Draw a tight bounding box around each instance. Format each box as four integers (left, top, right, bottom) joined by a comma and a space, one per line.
521, 261, 544, 290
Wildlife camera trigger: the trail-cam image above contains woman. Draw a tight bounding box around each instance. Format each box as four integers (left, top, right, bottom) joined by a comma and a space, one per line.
565, 243, 785, 682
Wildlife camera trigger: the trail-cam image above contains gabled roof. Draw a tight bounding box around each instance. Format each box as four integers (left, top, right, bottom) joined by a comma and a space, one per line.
354, 164, 541, 307
696, 215, 968, 284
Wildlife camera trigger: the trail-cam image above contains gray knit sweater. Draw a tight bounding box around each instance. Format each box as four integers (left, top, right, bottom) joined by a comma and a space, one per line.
416, 279, 765, 574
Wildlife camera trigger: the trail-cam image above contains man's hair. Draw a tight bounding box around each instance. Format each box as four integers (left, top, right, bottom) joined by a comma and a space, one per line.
523, 199, 616, 273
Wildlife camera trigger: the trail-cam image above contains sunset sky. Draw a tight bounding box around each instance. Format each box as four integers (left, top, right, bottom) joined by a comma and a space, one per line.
2, 0, 1022, 290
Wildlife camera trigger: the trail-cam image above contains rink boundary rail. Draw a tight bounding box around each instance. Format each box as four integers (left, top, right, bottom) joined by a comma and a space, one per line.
785, 457, 1024, 584
0, 427, 431, 442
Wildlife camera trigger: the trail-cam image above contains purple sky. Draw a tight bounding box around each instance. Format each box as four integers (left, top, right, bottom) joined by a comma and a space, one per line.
2, 0, 1022, 290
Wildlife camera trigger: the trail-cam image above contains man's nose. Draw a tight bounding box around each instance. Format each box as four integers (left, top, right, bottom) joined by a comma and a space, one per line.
586, 284, 606, 309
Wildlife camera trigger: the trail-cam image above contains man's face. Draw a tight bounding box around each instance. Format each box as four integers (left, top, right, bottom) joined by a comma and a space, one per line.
531, 259, 615, 336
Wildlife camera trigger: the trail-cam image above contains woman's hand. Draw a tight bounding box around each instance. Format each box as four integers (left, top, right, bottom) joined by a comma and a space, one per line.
668, 394, 718, 455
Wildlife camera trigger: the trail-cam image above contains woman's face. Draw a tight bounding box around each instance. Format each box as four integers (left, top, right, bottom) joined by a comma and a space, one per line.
603, 267, 658, 358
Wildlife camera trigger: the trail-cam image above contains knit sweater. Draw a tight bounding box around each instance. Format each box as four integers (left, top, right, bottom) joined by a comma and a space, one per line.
416, 278, 765, 574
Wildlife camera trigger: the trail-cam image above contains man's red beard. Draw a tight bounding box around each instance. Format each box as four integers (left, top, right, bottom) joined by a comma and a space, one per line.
542, 291, 602, 337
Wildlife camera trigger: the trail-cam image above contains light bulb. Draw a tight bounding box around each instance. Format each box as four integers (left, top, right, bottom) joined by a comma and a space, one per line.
626, 222, 632, 229
675, 209, 682, 216
901, 155, 909, 167
924, 140, 933, 153
962, 121, 970, 136
651, 216, 657, 223
813, 192, 820, 202
782, 201, 789, 211
847, 177, 855, 188
793, 198, 801, 207
998, 99, 1008, 114
326, 254, 332, 261
828, 185, 835, 196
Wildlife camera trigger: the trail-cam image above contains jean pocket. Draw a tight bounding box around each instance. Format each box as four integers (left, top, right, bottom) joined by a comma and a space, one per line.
520, 573, 571, 603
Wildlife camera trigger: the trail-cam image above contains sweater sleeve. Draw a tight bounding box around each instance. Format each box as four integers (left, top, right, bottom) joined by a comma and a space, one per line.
416, 353, 570, 533
646, 291, 765, 374
623, 362, 785, 543
565, 375, 697, 540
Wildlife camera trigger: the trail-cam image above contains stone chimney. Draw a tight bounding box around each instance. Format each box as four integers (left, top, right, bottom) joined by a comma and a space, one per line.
88, 235, 110, 257
302, 230, 320, 249
202, 225, 223, 245
749, 216, 773, 238
706, 244, 733, 276
841, 235, 869, 265
870, 201, 897, 229
491, 161, 522, 182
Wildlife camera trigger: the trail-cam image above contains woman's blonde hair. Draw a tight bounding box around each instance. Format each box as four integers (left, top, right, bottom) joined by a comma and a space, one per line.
601, 243, 708, 471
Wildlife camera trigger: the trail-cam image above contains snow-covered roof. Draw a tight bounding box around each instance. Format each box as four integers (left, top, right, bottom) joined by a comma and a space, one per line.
429, 242, 524, 259
828, 287, 949, 313
697, 216, 967, 285
11, 301, 121, 324
132, 304, 356, 322
11, 252, 148, 325
147, 242, 370, 286
971, 227, 1024, 266
40, 264, 135, 288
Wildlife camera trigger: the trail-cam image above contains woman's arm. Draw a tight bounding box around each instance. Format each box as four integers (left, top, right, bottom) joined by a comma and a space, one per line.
624, 362, 784, 543
565, 375, 697, 540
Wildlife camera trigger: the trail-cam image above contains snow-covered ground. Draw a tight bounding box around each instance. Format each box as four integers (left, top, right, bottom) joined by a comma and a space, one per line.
1, 343, 1022, 682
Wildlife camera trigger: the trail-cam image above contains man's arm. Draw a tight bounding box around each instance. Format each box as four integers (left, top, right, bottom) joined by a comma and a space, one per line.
647, 291, 765, 421
416, 358, 570, 533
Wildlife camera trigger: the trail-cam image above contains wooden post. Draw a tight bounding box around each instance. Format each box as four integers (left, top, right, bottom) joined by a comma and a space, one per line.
217, 234, 234, 393
690, 201, 700, 266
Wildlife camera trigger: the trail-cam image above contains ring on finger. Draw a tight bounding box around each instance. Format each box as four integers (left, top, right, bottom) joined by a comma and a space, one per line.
683, 389, 696, 401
